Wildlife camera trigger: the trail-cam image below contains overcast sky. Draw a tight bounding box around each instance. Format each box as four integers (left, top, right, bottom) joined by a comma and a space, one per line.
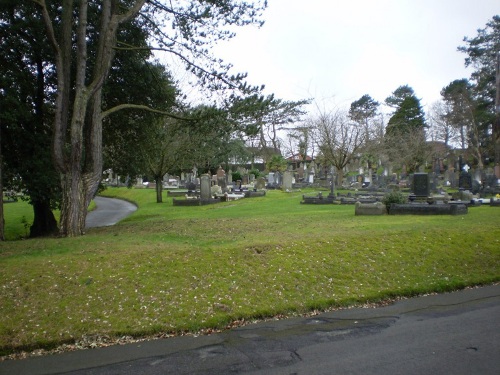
209, 0, 499, 113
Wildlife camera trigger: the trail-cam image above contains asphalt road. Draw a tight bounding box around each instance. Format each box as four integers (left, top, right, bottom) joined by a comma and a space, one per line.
85, 196, 137, 228
1, 284, 499, 375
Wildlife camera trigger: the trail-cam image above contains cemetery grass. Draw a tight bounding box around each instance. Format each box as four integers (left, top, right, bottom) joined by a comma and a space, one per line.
0, 188, 499, 357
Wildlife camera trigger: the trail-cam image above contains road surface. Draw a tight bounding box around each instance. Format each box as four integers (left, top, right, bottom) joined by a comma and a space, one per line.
1, 284, 498, 375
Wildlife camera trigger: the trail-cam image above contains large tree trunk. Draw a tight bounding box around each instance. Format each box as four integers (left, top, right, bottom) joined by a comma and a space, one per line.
336, 168, 344, 188
30, 200, 58, 237
155, 177, 163, 203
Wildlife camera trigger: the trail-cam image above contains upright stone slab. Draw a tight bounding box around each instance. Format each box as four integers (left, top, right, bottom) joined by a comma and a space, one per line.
216, 166, 227, 191
458, 172, 472, 190
255, 177, 266, 190
283, 171, 293, 190
267, 173, 275, 185
413, 173, 430, 197
200, 174, 211, 200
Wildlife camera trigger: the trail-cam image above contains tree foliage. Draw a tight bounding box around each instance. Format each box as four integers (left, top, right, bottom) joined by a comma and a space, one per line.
458, 15, 500, 167
24, 0, 267, 236
0, 0, 59, 237
384, 86, 427, 173
348, 94, 380, 143
313, 109, 363, 187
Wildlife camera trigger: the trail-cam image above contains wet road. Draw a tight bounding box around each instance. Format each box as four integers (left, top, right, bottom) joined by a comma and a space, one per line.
1, 284, 499, 375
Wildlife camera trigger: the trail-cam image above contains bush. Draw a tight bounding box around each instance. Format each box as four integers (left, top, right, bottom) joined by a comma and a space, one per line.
382, 191, 407, 213
249, 168, 260, 179
232, 171, 242, 182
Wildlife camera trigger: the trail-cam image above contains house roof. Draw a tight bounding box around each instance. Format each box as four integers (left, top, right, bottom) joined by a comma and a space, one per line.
286, 153, 313, 162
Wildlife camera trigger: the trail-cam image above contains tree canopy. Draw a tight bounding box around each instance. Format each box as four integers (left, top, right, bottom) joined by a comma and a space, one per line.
458, 15, 500, 168
19, 0, 268, 237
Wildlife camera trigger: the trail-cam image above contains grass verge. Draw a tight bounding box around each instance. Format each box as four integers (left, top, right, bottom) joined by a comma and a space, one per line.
0, 187, 499, 357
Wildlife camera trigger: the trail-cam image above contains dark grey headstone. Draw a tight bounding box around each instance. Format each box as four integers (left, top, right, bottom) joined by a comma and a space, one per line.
458, 172, 472, 190
413, 173, 430, 197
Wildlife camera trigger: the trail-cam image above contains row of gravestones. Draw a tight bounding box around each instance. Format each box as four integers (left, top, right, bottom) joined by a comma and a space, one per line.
412, 172, 478, 198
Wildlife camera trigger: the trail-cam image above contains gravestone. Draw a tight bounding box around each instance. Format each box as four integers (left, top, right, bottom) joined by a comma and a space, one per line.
255, 177, 266, 190
308, 172, 314, 184
297, 166, 304, 181
268, 172, 275, 185
275, 172, 282, 186
458, 172, 472, 190
283, 171, 293, 190
211, 185, 222, 196
216, 166, 227, 191
413, 173, 430, 197
200, 174, 211, 200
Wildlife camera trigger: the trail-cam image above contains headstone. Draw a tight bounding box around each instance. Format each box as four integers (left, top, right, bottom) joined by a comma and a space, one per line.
268, 172, 275, 184
200, 174, 211, 200
211, 185, 222, 196
283, 171, 293, 190
242, 175, 249, 185
458, 172, 472, 190
308, 173, 314, 184
255, 177, 266, 190
297, 166, 304, 181
275, 172, 282, 186
216, 166, 227, 190
413, 173, 430, 197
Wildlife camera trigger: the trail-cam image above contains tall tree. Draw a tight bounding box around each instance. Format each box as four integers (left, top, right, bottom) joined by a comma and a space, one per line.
313, 109, 363, 187
458, 15, 500, 172
29, 0, 267, 236
385, 86, 427, 173
428, 100, 461, 147
0, 0, 60, 237
440, 79, 485, 169
348, 94, 380, 143
228, 94, 310, 166
103, 61, 180, 181
384, 85, 415, 109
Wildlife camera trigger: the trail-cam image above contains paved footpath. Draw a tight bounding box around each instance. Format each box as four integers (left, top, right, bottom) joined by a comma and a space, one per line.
85, 196, 137, 228
1, 284, 499, 375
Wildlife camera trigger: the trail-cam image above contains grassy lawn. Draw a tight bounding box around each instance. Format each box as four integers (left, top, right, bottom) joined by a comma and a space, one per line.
1, 187, 499, 356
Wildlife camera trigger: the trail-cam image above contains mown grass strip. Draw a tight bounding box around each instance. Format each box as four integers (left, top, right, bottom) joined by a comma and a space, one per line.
0, 187, 499, 356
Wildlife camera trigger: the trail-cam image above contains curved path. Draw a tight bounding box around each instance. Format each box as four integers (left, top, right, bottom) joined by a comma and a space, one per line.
85, 196, 137, 228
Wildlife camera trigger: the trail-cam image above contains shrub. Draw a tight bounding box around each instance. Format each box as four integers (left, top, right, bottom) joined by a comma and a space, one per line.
249, 168, 260, 179
382, 191, 407, 213
232, 171, 242, 182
